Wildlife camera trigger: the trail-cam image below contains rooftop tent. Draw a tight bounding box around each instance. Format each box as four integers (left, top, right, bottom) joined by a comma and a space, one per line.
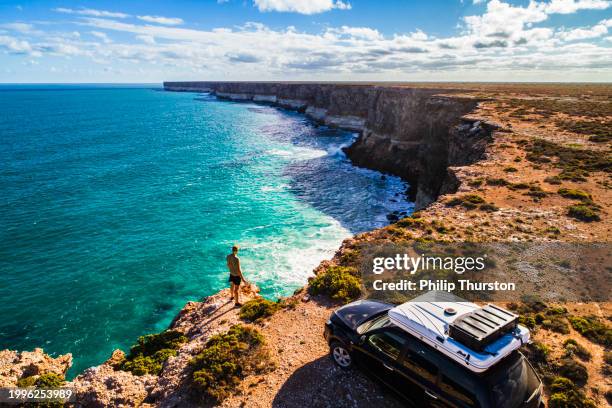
388, 291, 529, 373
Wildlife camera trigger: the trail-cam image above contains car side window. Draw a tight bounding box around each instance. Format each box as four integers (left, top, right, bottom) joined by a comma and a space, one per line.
402, 348, 438, 384
440, 375, 478, 407
367, 330, 406, 360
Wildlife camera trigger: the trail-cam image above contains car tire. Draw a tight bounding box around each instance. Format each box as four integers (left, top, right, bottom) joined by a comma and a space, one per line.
330, 341, 353, 369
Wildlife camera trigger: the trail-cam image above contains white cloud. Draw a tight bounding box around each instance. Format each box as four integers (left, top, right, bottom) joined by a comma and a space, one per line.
136, 35, 156, 44
0, 23, 34, 33
53, 7, 129, 18
253, 0, 351, 14
137, 15, 184, 25
0, 35, 31, 53
542, 0, 610, 14
3, 0, 610, 81
557, 18, 610, 40
327, 26, 382, 40
91, 31, 112, 43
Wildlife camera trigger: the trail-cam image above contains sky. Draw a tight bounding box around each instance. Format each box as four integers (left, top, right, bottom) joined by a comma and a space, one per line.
0, 0, 610, 83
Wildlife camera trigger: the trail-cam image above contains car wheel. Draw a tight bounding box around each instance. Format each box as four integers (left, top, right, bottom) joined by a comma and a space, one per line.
330, 341, 352, 369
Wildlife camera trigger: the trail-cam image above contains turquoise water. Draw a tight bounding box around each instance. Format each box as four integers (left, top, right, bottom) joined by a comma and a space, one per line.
0, 85, 412, 376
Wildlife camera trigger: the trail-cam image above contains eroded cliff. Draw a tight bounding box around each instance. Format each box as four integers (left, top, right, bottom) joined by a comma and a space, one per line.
163, 82, 489, 208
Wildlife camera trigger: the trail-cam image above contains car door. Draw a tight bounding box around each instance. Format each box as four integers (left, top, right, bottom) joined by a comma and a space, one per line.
353, 328, 413, 392
359, 328, 426, 406
396, 339, 442, 407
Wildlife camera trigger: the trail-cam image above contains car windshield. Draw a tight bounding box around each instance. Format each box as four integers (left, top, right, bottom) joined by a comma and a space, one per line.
356, 314, 391, 335
486, 352, 540, 408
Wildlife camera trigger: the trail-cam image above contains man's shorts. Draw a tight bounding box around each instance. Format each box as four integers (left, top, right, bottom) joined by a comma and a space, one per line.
229, 274, 241, 285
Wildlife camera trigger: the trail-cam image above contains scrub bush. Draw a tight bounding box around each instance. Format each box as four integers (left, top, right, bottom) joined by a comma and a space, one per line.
486, 177, 510, 186
568, 315, 612, 346
446, 194, 485, 209
309, 266, 361, 303
567, 204, 601, 222
119, 330, 187, 376
562, 339, 591, 362
556, 359, 588, 386
541, 316, 570, 334
239, 298, 281, 322
17, 373, 65, 388
548, 377, 596, 408
190, 325, 274, 402
558, 188, 592, 201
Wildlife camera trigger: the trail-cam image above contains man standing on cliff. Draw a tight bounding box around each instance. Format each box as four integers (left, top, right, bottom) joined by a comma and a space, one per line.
227, 245, 248, 306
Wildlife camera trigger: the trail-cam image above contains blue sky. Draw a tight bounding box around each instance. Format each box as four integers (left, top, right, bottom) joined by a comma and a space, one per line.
0, 0, 610, 82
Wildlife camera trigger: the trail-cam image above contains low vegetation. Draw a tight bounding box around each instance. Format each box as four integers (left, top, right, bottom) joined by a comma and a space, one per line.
446, 194, 499, 212
555, 359, 588, 387
118, 330, 187, 376
525, 185, 547, 200
309, 266, 361, 302
556, 119, 612, 143
568, 315, 612, 346
562, 339, 591, 362
239, 298, 281, 322
190, 325, 274, 403
510, 300, 569, 333
548, 376, 596, 408
525, 139, 611, 182
17, 373, 65, 388
558, 188, 592, 201
567, 204, 601, 222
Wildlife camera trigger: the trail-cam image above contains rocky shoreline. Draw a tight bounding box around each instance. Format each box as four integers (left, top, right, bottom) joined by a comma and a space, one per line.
164, 82, 494, 208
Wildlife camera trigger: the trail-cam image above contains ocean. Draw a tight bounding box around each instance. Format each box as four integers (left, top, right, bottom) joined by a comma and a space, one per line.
0, 84, 412, 376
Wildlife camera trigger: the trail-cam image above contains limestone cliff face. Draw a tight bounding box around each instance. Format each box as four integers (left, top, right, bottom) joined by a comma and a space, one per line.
163, 82, 489, 209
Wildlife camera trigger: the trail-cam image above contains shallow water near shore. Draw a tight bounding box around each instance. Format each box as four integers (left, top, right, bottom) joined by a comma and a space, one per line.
0, 84, 412, 377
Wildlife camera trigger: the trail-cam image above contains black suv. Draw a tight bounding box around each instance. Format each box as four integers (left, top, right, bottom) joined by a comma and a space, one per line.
324, 300, 544, 408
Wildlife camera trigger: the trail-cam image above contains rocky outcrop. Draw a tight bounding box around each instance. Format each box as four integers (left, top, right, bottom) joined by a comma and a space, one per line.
164, 82, 491, 209
0, 348, 72, 387
70, 353, 157, 408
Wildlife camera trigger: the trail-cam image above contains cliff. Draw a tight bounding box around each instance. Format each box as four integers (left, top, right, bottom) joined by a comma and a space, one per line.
163, 82, 492, 208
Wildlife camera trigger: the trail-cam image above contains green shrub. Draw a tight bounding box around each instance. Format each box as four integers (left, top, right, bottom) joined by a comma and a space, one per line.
558, 188, 592, 201
16, 376, 38, 387
486, 177, 510, 186
568, 204, 601, 222
556, 359, 588, 386
562, 339, 591, 361
509, 182, 530, 190
395, 217, 425, 228
550, 377, 575, 393
119, 330, 187, 376
190, 325, 273, 402
34, 373, 65, 388
519, 315, 537, 329
549, 390, 596, 408
529, 341, 550, 363
605, 350, 612, 365
568, 315, 612, 346
548, 376, 596, 408
541, 316, 570, 334
504, 166, 518, 173
468, 178, 484, 187
545, 176, 562, 185
446, 194, 485, 209
309, 266, 361, 302
479, 203, 499, 212
239, 298, 281, 322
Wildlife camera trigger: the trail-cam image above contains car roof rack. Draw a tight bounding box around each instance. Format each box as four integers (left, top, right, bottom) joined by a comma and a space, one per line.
388, 291, 529, 373
449, 304, 518, 352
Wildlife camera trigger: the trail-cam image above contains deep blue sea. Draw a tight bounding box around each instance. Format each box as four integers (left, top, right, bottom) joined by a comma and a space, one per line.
0, 84, 412, 376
